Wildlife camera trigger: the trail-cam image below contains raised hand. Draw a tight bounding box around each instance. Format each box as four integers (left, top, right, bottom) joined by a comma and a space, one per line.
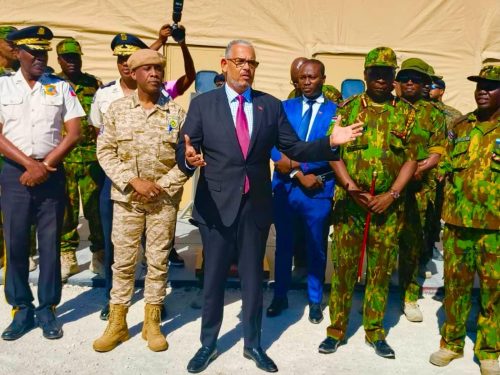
329, 114, 364, 147
185, 134, 206, 168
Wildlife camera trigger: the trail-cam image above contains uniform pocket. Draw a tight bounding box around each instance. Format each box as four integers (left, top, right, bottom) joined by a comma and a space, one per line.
158, 133, 176, 164
450, 141, 470, 170
1, 96, 23, 120
116, 133, 134, 160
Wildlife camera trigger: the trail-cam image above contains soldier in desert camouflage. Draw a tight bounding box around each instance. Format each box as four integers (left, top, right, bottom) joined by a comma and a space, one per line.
93, 49, 188, 353
429, 65, 499, 375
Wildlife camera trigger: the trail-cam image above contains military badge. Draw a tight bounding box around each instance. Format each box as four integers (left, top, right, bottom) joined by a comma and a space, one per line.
44, 84, 57, 96
447, 130, 456, 141
167, 116, 179, 132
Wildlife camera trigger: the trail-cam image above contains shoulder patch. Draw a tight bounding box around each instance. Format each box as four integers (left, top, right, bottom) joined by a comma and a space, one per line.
100, 80, 116, 89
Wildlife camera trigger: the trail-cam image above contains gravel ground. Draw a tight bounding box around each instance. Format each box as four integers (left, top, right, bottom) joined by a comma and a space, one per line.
0, 284, 484, 375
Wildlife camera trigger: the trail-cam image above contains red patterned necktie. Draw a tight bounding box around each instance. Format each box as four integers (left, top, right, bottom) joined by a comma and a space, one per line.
236, 94, 250, 193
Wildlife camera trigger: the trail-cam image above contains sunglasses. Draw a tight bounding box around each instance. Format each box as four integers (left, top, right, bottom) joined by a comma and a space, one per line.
226, 58, 260, 69
398, 75, 425, 84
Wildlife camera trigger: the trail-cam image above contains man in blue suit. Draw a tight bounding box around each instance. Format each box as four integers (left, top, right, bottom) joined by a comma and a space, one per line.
268, 59, 335, 323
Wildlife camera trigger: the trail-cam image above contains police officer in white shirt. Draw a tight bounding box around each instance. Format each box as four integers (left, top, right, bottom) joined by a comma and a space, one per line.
0, 26, 84, 341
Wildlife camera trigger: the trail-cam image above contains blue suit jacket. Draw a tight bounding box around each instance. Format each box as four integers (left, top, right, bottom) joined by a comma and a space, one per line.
271, 97, 337, 199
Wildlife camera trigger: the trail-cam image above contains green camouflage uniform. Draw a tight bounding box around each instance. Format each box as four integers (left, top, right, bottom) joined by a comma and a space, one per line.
327, 91, 418, 342
398, 95, 446, 303
438, 69, 499, 360
288, 84, 343, 104
57, 38, 105, 254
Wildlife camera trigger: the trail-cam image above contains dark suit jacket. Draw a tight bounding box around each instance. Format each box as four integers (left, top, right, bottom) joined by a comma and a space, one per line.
176, 87, 339, 228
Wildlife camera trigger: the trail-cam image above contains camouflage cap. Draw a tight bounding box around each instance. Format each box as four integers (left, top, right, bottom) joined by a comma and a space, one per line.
0, 26, 17, 40
467, 65, 500, 82
364, 47, 398, 68
396, 58, 431, 81
56, 38, 83, 56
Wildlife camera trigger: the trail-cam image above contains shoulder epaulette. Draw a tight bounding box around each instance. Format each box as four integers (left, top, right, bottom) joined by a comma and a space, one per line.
100, 80, 116, 89
451, 113, 472, 129
397, 96, 415, 109
338, 94, 359, 109
47, 73, 64, 81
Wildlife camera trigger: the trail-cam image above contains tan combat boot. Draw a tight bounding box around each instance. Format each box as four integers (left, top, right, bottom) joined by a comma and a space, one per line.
89, 249, 105, 276
142, 304, 168, 352
429, 347, 463, 366
93, 304, 130, 352
480, 359, 500, 375
403, 302, 423, 322
61, 251, 79, 282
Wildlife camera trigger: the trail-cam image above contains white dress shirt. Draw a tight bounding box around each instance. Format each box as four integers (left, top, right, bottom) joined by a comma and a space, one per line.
224, 84, 254, 136
301, 94, 324, 141
0, 70, 85, 159
89, 78, 125, 129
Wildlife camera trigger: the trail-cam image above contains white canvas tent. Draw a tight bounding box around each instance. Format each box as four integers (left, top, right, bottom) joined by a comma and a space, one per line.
2, 0, 499, 207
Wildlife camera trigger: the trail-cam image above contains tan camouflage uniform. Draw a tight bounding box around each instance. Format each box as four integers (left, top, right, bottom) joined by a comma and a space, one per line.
96, 91, 188, 305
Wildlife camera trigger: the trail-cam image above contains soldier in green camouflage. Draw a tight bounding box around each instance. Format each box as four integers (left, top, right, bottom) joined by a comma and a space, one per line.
318, 47, 418, 359
56, 38, 105, 282
395, 58, 446, 322
429, 78, 462, 129
288, 56, 342, 104
429, 65, 499, 375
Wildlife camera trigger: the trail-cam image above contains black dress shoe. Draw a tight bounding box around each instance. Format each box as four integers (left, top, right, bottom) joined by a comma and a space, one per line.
365, 338, 395, 359
318, 337, 343, 354
266, 297, 288, 317
100, 304, 110, 321
39, 318, 63, 340
168, 248, 185, 267
243, 347, 278, 372
1, 316, 35, 341
308, 303, 323, 324
187, 346, 218, 373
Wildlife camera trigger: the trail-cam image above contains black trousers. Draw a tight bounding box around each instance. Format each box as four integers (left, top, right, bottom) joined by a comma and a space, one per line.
199, 196, 270, 349
0, 159, 65, 320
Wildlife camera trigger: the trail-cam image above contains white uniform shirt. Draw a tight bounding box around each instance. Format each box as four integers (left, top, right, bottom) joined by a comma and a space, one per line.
89, 79, 125, 129
301, 94, 324, 141
0, 70, 85, 159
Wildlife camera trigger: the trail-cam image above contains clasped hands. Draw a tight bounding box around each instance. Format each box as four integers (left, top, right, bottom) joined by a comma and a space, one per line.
348, 189, 394, 214
129, 177, 164, 203
19, 160, 56, 187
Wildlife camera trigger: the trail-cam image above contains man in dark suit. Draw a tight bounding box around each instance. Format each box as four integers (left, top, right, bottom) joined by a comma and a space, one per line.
176, 40, 362, 373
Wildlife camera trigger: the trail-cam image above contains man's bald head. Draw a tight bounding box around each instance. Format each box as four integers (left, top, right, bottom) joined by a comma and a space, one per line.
290, 56, 307, 86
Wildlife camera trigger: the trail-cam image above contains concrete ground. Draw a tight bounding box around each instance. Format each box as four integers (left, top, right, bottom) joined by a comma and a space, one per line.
0, 285, 482, 375
0, 216, 486, 374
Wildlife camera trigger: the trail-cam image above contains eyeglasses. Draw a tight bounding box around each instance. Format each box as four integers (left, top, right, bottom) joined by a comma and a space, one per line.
226, 58, 260, 69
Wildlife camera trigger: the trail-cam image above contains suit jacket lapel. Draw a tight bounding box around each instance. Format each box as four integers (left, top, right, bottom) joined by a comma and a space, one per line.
216, 88, 242, 155
289, 99, 303, 134
309, 101, 331, 140
248, 89, 263, 156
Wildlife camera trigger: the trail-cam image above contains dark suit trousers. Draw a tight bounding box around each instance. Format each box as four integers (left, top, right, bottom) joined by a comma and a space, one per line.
0, 159, 65, 318
199, 195, 270, 349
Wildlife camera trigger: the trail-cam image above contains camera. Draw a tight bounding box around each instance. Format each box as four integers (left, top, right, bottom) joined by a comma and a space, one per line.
171, 0, 185, 42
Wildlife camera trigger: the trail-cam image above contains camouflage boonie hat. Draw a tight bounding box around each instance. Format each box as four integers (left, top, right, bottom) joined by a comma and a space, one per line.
364, 47, 398, 68
396, 58, 432, 81
56, 38, 83, 55
467, 65, 500, 82
0, 26, 17, 40
427, 65, 443, 80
